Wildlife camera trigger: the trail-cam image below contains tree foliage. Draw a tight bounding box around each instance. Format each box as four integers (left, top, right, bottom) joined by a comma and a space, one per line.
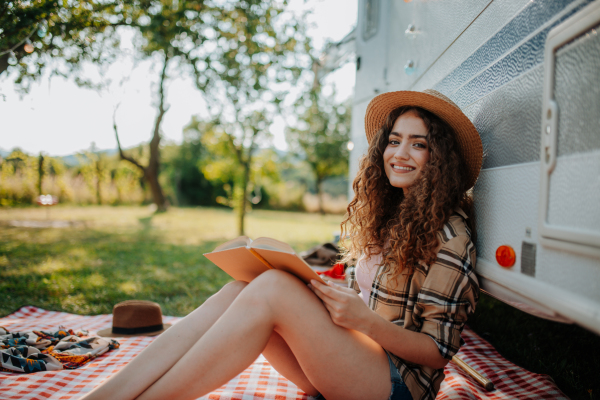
190, 0, 309, 234
107, 0, 308, 214
182, 116, 280, 211
287, 87, 351, 213
0, 0, 139, 89
1, 0, 308, 91
160, 116, 222, 207
2, 0, 312, 222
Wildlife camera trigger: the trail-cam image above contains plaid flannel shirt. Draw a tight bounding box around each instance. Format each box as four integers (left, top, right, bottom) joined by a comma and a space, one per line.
347, 208, 479, 400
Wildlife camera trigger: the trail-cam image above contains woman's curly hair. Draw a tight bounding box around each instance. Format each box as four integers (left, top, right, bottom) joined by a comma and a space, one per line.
341, 106, 474, 277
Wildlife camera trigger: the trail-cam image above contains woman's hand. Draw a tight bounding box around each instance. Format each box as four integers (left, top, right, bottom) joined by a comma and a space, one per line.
308, 279, 374, 334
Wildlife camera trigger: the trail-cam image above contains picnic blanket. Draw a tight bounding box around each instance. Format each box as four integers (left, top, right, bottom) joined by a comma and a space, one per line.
0, 306, 567, 400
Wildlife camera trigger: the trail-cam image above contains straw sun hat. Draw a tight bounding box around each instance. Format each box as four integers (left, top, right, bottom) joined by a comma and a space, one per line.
97, 300, 172, 337
364, 89, 483, 189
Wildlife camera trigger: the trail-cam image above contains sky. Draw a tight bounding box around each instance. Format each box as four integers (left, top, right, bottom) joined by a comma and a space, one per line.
0, 0, 358, 157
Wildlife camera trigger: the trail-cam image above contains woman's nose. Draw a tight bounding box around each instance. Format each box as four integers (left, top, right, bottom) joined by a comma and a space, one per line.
393, 144, 410, 160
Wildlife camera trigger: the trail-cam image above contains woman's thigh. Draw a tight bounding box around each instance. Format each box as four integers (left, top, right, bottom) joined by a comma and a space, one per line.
245, 270, 392, 400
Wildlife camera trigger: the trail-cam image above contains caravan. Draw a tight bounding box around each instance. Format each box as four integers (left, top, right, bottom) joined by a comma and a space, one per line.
346, 0, 600, 334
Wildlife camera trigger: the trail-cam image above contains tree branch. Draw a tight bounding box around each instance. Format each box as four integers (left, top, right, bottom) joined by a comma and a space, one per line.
225, 129, 244, 165
113, 105, 146, 172
222, 106, 244, 165
248, 124, 260, 162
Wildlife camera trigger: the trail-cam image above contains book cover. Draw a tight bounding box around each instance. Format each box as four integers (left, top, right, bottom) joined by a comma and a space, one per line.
204, 237, 326, 284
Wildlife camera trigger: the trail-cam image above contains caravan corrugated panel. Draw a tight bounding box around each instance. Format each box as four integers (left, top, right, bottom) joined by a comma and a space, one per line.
547, 27, 600, 237
350, 0, 600, 333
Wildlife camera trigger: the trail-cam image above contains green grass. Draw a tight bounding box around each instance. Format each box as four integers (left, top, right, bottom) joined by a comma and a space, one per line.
0, 206, 343, 316
1, 206, 598, 399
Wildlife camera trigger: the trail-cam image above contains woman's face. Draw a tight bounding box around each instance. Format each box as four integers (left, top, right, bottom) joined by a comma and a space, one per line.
383, 109, 431, 192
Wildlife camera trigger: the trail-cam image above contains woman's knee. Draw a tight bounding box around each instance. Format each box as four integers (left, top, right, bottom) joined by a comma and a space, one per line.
254, 269, 302, 287
218, 280, 249, 298
249, 270, 311, 302
190, 280, 247, 316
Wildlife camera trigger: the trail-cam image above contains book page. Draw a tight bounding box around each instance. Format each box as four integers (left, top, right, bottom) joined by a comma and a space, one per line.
252, 249, 326, 285
204, 247, 270, 282
250, 237, 295, 254
213, 236, 252, 252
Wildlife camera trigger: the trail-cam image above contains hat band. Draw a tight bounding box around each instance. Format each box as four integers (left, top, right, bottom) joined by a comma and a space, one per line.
112, 323, 164, 335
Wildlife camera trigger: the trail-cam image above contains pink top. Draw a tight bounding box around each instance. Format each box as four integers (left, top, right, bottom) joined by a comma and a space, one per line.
355, 252, 381, 305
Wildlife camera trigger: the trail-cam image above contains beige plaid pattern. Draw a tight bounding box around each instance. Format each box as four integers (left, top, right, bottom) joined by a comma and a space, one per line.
347, 209, 479, 400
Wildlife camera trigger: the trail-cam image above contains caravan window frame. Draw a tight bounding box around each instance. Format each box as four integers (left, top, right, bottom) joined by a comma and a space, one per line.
362, 0, 380, 41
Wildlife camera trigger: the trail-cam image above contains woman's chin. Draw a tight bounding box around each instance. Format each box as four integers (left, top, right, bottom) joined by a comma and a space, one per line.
387, 178, 414, 190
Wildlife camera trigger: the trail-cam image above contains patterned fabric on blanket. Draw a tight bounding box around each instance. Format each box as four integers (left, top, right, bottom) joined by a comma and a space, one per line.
0, 306, 567, 400
1, 326, 119, 373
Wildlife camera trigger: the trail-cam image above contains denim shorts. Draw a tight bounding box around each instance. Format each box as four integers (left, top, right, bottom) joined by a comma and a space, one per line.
314, 352, 413, 400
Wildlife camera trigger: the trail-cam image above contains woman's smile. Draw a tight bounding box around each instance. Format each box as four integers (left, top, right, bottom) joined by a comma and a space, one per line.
383, 109, 431, 192
390, 163, 415, 172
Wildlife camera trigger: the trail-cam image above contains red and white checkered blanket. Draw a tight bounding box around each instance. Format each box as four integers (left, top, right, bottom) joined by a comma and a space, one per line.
0, 306, 567, 400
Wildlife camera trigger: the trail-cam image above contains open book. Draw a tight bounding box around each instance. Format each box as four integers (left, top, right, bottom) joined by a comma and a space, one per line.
204, 236, 326, 285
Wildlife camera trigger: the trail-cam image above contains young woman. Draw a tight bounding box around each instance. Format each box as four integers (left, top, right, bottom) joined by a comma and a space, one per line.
81, 89, 482, 400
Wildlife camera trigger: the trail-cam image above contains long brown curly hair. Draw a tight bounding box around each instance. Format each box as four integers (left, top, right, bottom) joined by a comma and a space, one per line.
341, 106, 474, 277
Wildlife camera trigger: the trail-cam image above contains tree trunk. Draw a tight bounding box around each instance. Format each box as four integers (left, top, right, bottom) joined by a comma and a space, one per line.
145, 52, 170, 212
316, 175, 325, 215
115, 178, 122, 204
95, 160, 102, 205
238, 161, 251, 235
112, 51, 170, 213
37, 153, 44, 195
145, 168, 167, 212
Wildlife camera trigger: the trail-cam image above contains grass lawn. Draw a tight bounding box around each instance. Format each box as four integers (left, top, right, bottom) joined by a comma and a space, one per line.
0, 206, 344, 316
1, 205, 598, 399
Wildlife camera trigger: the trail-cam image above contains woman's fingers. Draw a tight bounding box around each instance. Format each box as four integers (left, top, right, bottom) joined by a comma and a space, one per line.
310, 279, 345, 300
310, 281, 355, 311
309, 279, 373, 330
309, 283, 342, 311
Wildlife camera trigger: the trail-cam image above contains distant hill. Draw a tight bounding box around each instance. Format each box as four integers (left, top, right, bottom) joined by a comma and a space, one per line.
60, 149, 119, 166
0, 148, 119, 166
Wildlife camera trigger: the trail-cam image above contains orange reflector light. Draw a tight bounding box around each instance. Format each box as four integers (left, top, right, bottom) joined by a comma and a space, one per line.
496, 245, 516, 268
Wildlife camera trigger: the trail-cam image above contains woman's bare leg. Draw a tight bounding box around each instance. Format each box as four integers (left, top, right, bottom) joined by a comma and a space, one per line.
261, 331, 318, 395
81, 280, 249, 400
136, 270, 392, 400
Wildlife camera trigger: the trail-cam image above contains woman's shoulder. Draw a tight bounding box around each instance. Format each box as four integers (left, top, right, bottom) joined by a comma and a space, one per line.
420, 208, 478, 291
431, 208, 477, 272
437, 207, 473, 247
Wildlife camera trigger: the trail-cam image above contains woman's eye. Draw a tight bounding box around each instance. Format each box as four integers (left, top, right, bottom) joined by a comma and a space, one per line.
414, 142, 427, 149
389, 140, 400, 145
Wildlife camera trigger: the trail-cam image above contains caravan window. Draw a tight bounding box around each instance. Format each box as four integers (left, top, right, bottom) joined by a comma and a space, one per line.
363, 0, 379, 41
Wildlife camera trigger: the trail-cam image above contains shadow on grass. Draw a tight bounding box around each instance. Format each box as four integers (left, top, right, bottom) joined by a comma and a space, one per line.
138, 215, 154, 229
0, 226, 232, 318
468, 293, 599, 400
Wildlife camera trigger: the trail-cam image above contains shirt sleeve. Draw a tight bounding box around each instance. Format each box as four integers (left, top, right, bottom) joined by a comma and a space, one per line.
416, 235, 479, 360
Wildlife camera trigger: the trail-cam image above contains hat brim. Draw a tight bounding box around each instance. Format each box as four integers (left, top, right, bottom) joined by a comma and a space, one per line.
96, 323, 172, 338
365, 90, 482, 189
